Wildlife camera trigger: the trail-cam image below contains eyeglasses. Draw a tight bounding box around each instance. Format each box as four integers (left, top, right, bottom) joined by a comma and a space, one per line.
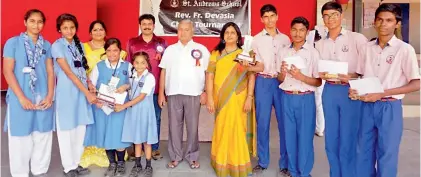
322, 13, 340, 20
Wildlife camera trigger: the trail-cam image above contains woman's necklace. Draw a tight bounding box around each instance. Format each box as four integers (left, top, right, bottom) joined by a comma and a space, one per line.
224, 47, 238, 55
90, 40, 104, 49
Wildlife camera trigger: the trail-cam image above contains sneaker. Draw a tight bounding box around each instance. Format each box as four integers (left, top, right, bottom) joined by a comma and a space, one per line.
151, 150, 163, 160
315, 132, 324, 137
252, 165, 266, 174
76, 166, 90, 175
143, 166, 153, 177
128, 165, 142, 177
278, 168, 291, 177
64, 170, 78, 177
104, 163, 117, 177
115, 162, 126, 176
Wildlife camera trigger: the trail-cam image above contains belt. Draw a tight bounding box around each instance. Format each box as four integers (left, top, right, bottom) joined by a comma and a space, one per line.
284, 90, 314, 95
326, 80, 349, 85
257, 73, 277, 78
380, 97, 398, 102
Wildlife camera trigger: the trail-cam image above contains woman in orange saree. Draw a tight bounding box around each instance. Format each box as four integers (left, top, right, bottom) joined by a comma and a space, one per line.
206, 22, 257, 177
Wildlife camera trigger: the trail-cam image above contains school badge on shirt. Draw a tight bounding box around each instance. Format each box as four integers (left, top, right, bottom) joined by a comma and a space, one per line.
386, 55, 394, 64
191, 49, 203, 66
342, 45, 349, 52
156, 44, 164, 54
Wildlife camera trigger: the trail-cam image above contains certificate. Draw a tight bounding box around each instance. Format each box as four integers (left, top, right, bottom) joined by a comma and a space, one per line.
349, 77, 384, 96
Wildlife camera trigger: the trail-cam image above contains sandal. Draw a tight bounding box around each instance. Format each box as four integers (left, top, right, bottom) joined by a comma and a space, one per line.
166, 161, 180, 169
189, 161, 200, 169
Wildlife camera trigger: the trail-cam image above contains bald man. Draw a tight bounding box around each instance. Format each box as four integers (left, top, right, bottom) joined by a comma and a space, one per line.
158, 20, 210, 169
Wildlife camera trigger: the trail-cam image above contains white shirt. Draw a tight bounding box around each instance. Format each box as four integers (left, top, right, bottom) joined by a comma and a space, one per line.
89, 58, 133, 86
158, 40, 210, 96
130, 69, 155, 97
277, 43, 320, 92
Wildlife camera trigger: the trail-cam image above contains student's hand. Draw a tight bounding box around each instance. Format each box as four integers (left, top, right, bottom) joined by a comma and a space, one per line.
359, 93, 384, 102
155, 53, 162, 60
88, 82, 97, 93
39, 95, 53, 110
348, 88, 359, 100
200, 92, 207, 105
288, 65, 305, 81
280, 61, 288, 74
243, 96, 253, 113
338, 73, 351, 83
86, 92, 97, 104
115, 85, 127, 94
18, 96, 36, 110
114, 104, 126, 112
158, 93, 166, 108
95, 102, 104, 108
319, 72, 328, 80
240, 60, 251, 67
206, 99, 215, 114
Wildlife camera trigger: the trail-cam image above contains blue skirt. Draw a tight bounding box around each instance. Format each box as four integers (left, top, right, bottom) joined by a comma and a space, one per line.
121, 95, 158, 144
84, 105, 131, 150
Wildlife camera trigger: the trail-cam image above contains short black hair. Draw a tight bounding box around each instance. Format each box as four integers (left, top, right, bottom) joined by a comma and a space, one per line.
321, 1, 343, 14
375, 3, 402, 23
291, 16, 309, 30
138, 14, 155, 25
260, 4, 277, 17
24, 9, 46, 23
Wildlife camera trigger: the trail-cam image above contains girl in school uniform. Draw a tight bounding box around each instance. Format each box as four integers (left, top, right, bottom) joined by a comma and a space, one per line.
3, 9, 54, 177
51, 13, 95, 177
84, 38, 132, 177
115, 52, 158, 177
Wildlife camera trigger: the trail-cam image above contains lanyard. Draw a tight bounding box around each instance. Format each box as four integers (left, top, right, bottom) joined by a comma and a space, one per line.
129, 74, 145, 100
109, 59, 120, 76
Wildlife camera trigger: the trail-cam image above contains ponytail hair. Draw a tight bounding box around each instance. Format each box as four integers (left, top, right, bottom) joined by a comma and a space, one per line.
132, 51, 152, 72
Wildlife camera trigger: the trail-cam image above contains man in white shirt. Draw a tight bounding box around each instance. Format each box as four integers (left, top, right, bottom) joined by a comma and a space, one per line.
158, 20, 209, 169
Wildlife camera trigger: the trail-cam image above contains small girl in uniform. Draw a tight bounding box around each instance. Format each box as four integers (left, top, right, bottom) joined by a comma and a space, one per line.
51, 13, 95, 177
115, 52, 158, 177
84, 38, 132, 177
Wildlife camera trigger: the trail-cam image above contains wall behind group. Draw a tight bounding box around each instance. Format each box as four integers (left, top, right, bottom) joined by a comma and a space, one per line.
1, 0, 317, 90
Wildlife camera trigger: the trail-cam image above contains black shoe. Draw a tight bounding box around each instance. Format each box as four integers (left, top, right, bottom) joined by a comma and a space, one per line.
104, 163, 117, 177
143, 166, 153, 177
252, 165, 267, 174
278, 168, 291, 177
76, 166, 90, 176
128, 165, 142, 177
115, 162, 126, 176
64, 170, 78, 177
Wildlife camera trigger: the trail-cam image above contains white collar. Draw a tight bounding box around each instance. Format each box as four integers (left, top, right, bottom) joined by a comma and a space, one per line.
134, 69, 149, 79
105, 58, 124, 68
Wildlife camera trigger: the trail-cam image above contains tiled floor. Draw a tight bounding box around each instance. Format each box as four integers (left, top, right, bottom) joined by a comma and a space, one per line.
1, 92, 419, 177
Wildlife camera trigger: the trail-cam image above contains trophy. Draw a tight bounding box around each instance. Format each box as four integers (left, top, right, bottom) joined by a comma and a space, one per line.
234, 35, 256, 65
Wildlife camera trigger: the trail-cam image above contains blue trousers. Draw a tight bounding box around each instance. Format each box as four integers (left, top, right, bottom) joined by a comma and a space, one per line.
282, 91, 315, 177
322, 83, 361, 177
357, 100, 403, 177
255, 76, 287, 169
152, 94, 162, 151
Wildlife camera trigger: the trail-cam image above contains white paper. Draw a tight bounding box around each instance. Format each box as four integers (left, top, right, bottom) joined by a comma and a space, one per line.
101, 105, 114, 115
98, 84, 127, 104
318, 60, 348, 75
349, 77, 384, 96
283, 56, 307, 70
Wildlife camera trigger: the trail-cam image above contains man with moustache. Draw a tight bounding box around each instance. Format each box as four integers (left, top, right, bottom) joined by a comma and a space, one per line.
126, 14, 168, 161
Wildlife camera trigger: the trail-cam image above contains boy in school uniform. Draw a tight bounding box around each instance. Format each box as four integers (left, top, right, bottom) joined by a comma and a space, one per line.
278, 17, 322, 177
315, 2, 368, 177
251, 4, 290, 175
352, 4, 420, 177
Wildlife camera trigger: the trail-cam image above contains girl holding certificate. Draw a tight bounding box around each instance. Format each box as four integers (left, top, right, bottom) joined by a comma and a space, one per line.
84, 38, 132, 177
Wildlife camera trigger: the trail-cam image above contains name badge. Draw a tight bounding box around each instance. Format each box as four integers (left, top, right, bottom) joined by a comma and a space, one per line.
108, 76, 120, 88
22, 67, 33, 73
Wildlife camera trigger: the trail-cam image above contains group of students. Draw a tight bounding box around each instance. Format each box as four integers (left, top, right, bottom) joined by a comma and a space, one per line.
3, 2, 420, 177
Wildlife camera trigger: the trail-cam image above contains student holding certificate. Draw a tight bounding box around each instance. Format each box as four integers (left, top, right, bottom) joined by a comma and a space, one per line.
351, 4, 420, 177
314, 2, 368, 177
84, 38, 132, 177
